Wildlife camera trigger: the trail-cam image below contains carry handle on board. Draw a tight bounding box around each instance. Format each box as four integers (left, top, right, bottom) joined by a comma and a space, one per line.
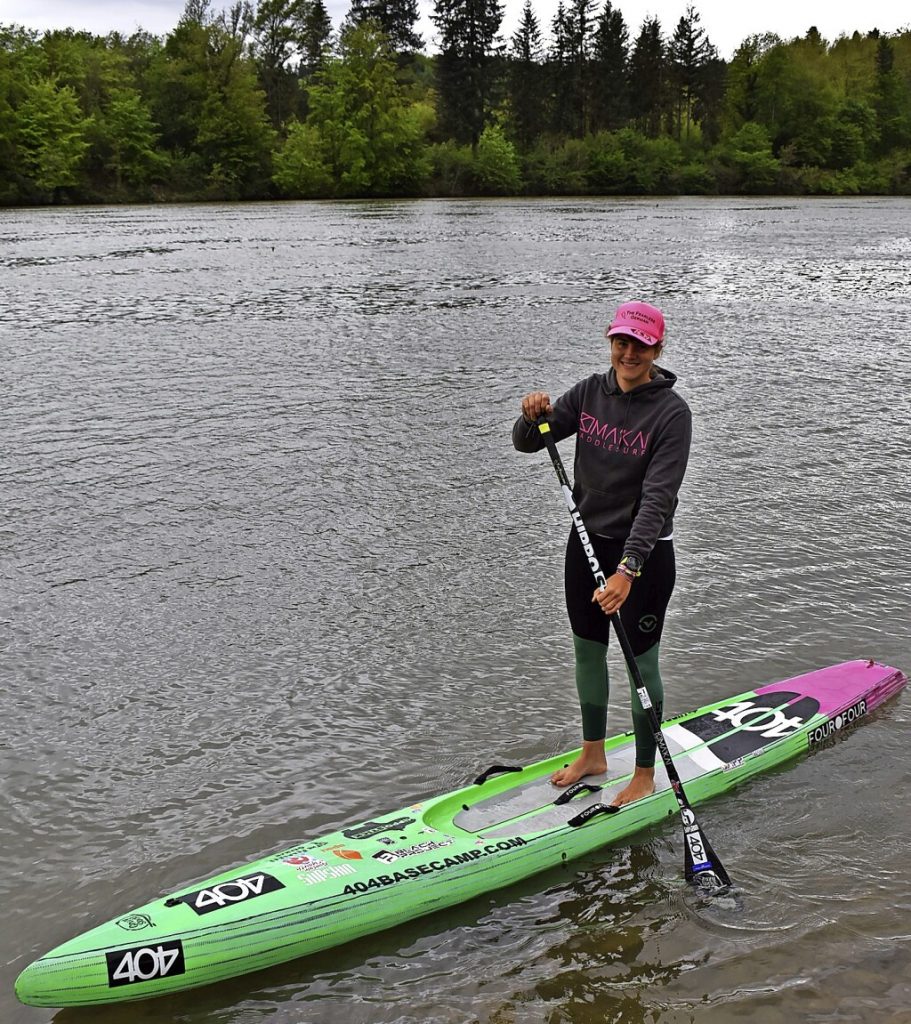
553, 782, 602, 805
473, 764, 524, 785
534, 416, 732, 892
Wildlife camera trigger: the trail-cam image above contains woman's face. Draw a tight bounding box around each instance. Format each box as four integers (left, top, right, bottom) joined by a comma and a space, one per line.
610, 336, 662, 390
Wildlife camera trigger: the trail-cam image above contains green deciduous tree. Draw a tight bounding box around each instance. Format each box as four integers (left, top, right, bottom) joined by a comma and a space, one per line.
147, 8, 274, 198
828, 98, 877, 167
714, 121, 779, 192
289, 21, 432, 195
722, 35, 778, 131
272, 119, 333, 194
474, 122, 522, 192
0, 25, 42, 202
16, 77, 92, 199
195, 60, 275, 198
93, 88, 164, 192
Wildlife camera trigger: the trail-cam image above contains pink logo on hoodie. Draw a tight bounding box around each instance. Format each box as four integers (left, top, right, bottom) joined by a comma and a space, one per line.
579, 412, 650, 455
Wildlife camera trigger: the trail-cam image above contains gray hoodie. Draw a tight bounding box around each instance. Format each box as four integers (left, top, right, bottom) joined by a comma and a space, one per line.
512, 366, 692, 563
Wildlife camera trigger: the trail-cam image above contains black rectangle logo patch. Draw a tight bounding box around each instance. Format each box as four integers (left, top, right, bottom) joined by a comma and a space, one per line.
106, 941, 186, 987
176, 871, 285, 916
683, 692, 820, 762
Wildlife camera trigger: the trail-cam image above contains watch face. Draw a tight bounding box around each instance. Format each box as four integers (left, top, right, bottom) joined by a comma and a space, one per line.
625, 555, 642, 572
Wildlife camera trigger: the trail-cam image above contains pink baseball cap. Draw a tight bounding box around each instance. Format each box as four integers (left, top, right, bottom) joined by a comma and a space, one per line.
605, 301, 665, 346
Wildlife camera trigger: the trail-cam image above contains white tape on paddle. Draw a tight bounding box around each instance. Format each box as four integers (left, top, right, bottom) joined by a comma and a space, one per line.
561, 484, 575, 511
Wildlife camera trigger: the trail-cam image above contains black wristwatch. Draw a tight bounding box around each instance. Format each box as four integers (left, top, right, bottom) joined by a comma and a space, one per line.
619, 553, 643, 576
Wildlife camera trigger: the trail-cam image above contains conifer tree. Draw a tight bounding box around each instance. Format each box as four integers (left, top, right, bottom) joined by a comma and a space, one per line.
253, 0, 305, 124
547, 2, 574, 135
566, 0, 596, 136
433, 0, 504, 148
346, 0, 422, 53
668, 5, 715, 140
590, 0, 629, 132
298, 0, 333, 78
873, 35, 911, 153
509, 0, 544, 147
628, 16, 665, 138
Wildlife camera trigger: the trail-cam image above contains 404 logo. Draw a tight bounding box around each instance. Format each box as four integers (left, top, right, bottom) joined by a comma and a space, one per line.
684, 691, 821, 762
106, 942, 186, 987
709, 700, 806, 738
680, 809, 710, 871
169, 872, 285, 916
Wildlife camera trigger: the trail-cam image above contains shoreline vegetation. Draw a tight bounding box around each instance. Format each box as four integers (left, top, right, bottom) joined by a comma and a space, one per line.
2, 0, 911, 206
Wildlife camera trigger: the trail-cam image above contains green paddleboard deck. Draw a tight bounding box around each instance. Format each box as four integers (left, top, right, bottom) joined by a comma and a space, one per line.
16, 658, 906, 1007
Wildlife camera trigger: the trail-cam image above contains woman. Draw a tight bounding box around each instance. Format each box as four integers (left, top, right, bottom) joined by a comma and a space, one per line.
512, 301, 692, 806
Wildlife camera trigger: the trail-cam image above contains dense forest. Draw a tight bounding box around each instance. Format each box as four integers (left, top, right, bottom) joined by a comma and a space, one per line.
2, 0, 911, 203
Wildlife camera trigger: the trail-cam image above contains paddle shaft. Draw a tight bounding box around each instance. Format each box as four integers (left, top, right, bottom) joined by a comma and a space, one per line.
534, 418, 731, 889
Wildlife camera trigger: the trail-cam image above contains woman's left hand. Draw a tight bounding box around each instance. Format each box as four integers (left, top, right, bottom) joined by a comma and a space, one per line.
592, 574, 632, 616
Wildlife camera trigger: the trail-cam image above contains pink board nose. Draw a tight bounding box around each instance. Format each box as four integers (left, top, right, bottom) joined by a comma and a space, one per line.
756, 659, 906, 715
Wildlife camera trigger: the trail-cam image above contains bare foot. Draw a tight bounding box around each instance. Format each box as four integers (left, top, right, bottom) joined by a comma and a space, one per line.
610, 766, 655, 806
551, 740, 607, 787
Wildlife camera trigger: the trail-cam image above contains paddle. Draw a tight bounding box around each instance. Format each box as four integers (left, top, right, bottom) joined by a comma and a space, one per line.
534, 417, 732, 891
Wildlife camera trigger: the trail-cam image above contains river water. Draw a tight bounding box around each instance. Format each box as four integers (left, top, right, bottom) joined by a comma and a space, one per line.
2, 197, 910, 1024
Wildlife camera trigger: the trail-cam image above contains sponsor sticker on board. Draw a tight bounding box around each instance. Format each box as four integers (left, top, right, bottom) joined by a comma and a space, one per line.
808, 699, 867, 746
175, 872, 285, 916
371, 838, 455, 864
106, 941, 186, 987
328, 846, 363, 860
684, 692, 821, 761
283, 854, 328, 869
342, 817, 416, 840
116, 913, 154, 931
297, 864, 356, 885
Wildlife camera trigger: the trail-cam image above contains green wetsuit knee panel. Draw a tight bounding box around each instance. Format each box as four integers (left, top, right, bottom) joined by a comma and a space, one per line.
572, 633, 609, 742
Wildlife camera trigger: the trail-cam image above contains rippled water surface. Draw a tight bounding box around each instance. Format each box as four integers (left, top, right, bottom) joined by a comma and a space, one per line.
2, 198, 910, 1024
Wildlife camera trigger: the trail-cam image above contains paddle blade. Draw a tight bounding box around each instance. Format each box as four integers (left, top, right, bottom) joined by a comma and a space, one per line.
681, 810, 732, 890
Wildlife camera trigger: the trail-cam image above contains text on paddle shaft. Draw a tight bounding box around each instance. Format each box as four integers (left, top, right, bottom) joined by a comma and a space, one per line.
681, 809, 711, 871
561, 486, 608, 588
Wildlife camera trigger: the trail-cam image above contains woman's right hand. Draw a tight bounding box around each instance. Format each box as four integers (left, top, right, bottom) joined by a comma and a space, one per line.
521, 392, 553, 423
592, 575, 632, 616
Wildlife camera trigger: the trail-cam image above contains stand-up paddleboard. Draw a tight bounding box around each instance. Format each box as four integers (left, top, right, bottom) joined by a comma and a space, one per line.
16, 659, 905, 1008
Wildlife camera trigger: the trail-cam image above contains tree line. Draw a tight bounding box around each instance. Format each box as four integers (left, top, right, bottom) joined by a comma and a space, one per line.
2, 0, 911, 204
